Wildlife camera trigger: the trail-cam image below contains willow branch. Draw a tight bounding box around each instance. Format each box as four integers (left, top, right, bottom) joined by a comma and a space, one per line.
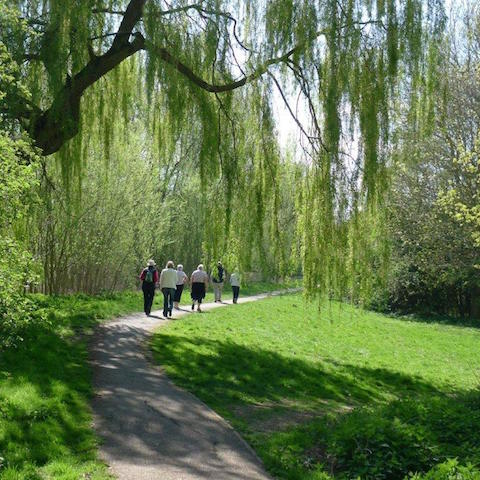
92, 8, 126, 15
146, 40, 305, 92
111, 0, 146, 49
268, 72, 320, 155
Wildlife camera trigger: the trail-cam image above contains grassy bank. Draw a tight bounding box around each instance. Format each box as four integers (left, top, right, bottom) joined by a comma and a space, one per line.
0, 291, 143, 480
151, 294, 480, 479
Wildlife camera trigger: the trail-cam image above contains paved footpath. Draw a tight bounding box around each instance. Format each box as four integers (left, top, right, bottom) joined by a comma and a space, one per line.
90, 291, 295, 480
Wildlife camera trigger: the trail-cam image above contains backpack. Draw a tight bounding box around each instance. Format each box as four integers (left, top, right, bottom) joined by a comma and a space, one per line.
144, 268, 155, 283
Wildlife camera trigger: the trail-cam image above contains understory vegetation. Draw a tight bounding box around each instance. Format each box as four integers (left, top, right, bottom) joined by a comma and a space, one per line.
152, 294, 480, 479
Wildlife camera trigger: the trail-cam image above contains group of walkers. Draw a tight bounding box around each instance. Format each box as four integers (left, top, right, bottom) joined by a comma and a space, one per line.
139, 260, 241, 317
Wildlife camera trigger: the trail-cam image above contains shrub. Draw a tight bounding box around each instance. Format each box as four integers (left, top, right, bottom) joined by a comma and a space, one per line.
409, 459, 480, 480
0, 133, 42, 349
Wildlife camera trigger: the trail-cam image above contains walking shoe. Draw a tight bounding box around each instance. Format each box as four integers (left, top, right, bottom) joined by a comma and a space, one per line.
191, 303, 195, 310
168, 309, 172, 317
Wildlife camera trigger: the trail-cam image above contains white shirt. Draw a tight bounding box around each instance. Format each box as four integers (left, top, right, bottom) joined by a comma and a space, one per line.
191, 269, 208, 283
176, 270, 188, 285
160, 268, 177, 289
230, 273, 240, 287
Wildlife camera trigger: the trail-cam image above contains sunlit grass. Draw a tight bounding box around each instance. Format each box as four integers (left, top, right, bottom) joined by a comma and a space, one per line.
177, 280, 300, 308
151, 294, 480, 479
0, 284, 292, 479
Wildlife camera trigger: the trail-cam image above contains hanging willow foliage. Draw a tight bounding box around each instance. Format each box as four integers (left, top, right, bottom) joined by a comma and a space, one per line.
2, 0, 446, 299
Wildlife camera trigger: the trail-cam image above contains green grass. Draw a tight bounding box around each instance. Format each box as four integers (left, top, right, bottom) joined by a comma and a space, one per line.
0, 291, 143, 480
176, 280, 300, 307
0, 282, 292, 479
151, 294, 480, 479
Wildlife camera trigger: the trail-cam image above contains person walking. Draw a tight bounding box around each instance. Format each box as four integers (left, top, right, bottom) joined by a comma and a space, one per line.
139, 259, 159, 316
212, 261, 225, 302
173, 264, 188, 309
230, 271, 241, 304
190, 264, 209, 312
160, 260, 177, 317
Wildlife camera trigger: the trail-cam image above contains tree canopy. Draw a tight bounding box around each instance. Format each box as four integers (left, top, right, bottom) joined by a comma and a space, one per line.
3, 0, 444, 157
1, 0, 454, 304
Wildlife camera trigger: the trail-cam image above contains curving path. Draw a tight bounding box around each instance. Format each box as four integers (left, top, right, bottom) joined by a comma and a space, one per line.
90, 292, 294, 480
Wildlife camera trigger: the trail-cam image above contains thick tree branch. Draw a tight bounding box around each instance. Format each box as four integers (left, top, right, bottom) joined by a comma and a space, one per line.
31, 28, 310, 154
28, 0, 147, 154
30, 0, 368, 155
32, 33, 145, 154
111, 0, 146, 49
146, 40, 304, 93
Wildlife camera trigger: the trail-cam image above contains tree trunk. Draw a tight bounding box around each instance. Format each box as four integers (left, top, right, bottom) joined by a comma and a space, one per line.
470, 285, 480, 320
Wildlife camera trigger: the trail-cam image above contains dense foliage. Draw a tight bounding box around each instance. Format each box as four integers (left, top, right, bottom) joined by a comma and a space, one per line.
0, 135, 42, 348
366, 14, 480, 318
0, 15, 44, 347
1, 0, 449, 302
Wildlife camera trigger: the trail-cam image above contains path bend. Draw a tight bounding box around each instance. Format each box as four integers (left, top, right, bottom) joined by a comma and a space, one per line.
90, 291, 295, 479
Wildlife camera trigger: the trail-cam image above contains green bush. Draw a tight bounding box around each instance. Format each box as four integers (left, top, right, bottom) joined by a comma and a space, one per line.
409, 459, 480, 480
0, 133, 43, 350
315, 394, 480, 479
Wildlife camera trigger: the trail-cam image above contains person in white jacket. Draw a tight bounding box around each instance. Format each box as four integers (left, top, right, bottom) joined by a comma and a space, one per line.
160, 261, 177, 317
173, 264, 188, 309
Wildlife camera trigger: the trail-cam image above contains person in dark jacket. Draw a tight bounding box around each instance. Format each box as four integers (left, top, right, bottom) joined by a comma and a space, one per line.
139, 259, 159, 316
212, 261, 225, 302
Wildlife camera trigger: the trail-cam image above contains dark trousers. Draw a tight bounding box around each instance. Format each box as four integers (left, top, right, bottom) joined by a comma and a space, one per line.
232, 286, 240, 303
162, 287, 175, 316
173, 284, 184, 302
142, 282, 155, 314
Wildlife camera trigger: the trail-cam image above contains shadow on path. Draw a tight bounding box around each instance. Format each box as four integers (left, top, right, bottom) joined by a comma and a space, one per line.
90, 297, 278, 480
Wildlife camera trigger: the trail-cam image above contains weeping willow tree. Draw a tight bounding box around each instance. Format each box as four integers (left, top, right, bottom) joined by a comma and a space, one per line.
2, 0, 446, 297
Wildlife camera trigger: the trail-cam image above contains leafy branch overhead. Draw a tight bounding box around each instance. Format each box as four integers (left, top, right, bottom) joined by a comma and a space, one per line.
4, 0, 309, 154
2, 0, 444, 158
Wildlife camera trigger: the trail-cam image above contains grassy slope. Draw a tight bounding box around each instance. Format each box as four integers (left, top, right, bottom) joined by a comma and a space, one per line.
151, 294, 480, 480
0, 292, 143, 480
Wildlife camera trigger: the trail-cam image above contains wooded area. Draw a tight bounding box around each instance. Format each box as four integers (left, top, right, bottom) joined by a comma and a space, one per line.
1, 0, 479, 348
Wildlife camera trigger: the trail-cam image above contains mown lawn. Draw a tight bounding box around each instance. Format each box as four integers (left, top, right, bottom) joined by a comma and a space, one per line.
151, 294, 480, 480
176, 280, 300, 308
